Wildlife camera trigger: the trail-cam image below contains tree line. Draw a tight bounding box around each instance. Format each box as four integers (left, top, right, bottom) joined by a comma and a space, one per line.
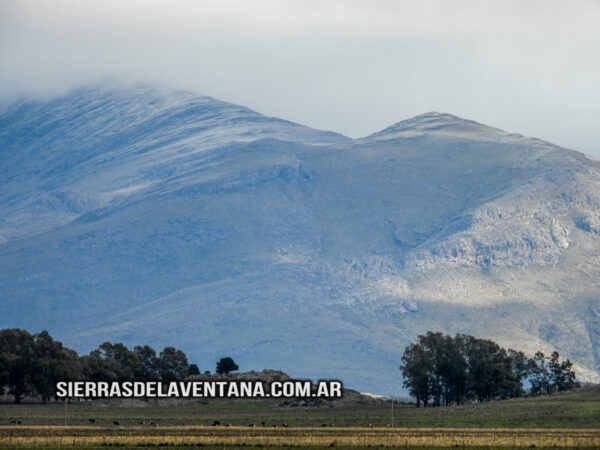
400, 332, 577, 407
0, 328, 238, 403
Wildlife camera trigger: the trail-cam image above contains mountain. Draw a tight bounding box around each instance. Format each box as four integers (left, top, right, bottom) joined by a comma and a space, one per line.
1, 86, 600, 393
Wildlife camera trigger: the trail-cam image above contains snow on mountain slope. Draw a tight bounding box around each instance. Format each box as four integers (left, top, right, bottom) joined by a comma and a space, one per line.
0, 85, 346, 241
1, 86, 600, 393
367, 111, 543, 144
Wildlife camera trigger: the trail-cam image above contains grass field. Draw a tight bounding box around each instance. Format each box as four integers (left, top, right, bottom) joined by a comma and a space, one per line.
1, 426, 599, 448
0, 386, 599, 447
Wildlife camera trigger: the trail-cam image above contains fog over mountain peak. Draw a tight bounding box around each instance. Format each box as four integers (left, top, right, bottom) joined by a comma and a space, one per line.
1, 86, 599, 393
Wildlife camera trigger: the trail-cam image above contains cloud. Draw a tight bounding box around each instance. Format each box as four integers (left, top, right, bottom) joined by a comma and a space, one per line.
1, 0, 599, 155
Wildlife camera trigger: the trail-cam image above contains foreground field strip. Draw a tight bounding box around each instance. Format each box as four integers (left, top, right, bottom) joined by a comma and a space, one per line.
0, 427, 599, 447
1, 426, 599, 432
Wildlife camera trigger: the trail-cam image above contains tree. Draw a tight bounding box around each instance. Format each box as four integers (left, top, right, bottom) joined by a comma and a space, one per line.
419, 332, 445, 406
507, 349, 528, 398
216, 357, 239, 375
80, 342, 142, 382
0, 327, 231, 402
134, 345, 160, 381
418, 332, 468, 406
99, 342, 142, 381
0, 329, 36, 403
528, 351, 551, 395
188, 364, 200, 376
158, 347, 189, 382
31, 331, 82, 403
80, 350, 119, 382
462, 336, 520, 402
400, 342, 431, 407
442, 334, 468, 405
549, 351, 577, 392
399, 332, 558, 407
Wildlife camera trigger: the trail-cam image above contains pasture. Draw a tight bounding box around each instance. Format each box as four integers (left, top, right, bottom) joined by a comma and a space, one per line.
0, 386, 599, 447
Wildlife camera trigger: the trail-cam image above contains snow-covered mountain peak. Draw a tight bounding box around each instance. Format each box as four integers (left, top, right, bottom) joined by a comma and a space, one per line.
364, 111, 538, 145
1, 85, 348, 157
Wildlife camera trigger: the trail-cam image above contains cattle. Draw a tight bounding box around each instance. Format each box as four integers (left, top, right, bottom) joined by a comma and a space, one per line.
212, 420, 221, 426
88, 418, 95, 424
113, 421, 120, 426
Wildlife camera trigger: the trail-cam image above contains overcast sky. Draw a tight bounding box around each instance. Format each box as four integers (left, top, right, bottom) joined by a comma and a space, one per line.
1, 0, 599, 155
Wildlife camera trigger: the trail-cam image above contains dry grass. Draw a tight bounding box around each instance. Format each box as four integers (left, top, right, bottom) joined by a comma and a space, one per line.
0, 426, 598, 447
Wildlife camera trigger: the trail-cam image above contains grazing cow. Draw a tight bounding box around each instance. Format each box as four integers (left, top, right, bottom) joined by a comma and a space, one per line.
261, 421, 266, 427
88, 418, 95, 424
248, 423, 256, 427
212, 420, 221, 426
282, 423, 289, 428
152, 423, 159, 427
10, 420, 21, 425
386, 424, 392, 428
113, 421, 120, 426
368, 423, 372, 428
139, 421, 146, 425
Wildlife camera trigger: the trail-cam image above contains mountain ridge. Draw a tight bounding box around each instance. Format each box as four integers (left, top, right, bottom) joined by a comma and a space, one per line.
1, 86, 599, 393
365, 111, 563, 150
